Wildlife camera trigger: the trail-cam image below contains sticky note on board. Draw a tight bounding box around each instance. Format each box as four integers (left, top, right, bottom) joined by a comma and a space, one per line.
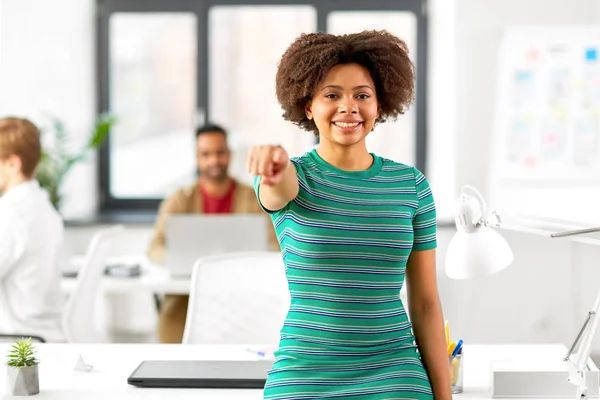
585, 47, 597, 62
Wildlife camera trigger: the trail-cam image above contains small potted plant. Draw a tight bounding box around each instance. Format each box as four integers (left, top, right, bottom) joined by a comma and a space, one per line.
6, 338, 39, 396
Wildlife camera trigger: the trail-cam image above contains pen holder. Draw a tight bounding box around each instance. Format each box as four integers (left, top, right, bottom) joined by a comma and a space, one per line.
449, 353, 464, 393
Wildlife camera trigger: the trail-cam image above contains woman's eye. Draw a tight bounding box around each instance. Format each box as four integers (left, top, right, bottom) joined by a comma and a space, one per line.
357, 94, 370, 99
325, 93, 338, 99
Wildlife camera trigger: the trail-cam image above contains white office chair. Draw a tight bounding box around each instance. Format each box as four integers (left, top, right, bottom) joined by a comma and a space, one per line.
182, 251, 290, 345
61, 225, 125, 343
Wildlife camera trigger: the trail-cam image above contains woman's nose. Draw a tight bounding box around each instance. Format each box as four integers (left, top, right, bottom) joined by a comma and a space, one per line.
338, 99, 359, 114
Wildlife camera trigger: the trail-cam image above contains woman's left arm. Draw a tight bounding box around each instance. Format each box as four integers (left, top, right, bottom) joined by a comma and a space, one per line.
406, 248, 452, 400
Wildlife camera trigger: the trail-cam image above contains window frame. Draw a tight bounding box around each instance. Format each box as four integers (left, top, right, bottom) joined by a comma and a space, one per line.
96, 0, 428, 212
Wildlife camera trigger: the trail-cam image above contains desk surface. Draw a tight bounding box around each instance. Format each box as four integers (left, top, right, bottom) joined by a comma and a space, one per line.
0, 343, 585, 399
60, 261, 191, 295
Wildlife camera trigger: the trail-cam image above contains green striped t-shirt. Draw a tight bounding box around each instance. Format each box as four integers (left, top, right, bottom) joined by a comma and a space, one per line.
254, 149, 436, 356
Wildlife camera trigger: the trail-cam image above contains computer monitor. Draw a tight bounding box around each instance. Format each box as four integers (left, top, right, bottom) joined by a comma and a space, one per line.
165, 214, 269, 276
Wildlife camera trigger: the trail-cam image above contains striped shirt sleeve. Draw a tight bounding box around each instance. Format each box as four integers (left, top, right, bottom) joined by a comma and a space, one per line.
252, 175, 280, 215
252, 158, 305, 215
412, 168, 437, 251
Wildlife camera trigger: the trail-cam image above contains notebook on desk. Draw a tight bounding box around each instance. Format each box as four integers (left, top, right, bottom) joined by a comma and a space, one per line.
165, 214, 269, 276
127, 360, 273, 388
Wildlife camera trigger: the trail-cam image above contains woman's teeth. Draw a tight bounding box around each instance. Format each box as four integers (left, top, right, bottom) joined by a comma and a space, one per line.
334, 122, 360, 127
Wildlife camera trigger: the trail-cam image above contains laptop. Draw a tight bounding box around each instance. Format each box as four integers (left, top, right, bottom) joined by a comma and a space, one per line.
165, 214, 269, 276
127, 359, 273, 388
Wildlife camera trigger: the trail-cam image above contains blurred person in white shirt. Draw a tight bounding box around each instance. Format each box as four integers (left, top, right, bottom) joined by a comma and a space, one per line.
0, 117, 65, 342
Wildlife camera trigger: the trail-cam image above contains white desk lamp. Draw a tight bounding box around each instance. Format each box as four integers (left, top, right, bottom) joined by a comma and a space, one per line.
446, 185, 600, 399
445, 185, 514, 279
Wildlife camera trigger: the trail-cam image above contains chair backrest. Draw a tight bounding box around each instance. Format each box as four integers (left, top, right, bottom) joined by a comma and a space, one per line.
0, 335, 46, 343
182, 251, 289, 345
61, 225, 125, 343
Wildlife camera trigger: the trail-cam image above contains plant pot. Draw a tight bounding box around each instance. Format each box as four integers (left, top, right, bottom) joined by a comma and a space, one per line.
6, 365, 39, 396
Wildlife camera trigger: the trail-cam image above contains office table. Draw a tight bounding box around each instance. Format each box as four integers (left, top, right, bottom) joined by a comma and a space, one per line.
0, 343, 589, 399
60, 261, 189, 331
60, 262, 192, 295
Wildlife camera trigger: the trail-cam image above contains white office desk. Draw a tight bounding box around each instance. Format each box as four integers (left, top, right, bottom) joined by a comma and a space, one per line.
0, 343, 262, 400
60, 262, 191, 295
0, 343, 588, 399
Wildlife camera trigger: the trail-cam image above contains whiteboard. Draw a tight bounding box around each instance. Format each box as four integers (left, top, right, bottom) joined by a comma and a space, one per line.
489, 26, 600, 226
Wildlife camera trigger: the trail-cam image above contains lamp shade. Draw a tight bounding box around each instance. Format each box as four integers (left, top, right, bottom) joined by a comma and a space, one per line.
445, 227, 514, 279
444, 185, 514, 279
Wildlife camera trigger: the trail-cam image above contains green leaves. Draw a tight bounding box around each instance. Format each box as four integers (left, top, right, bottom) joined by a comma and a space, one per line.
36, 113, 117, 210
6, 338, 38, 368
88, 114, 116, 149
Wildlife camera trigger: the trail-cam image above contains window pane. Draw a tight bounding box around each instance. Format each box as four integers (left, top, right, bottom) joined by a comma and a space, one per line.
328, 11, 418, 166
109, 13, 197, 199
209, 6, 317, 186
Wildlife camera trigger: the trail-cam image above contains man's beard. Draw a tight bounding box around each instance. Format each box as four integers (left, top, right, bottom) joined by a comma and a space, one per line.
201, 166, 228, 182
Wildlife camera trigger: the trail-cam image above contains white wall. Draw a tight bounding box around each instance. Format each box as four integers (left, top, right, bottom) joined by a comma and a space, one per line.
0, 0, 97, 219
455, 0, 600, 196
427, 0, 457, 221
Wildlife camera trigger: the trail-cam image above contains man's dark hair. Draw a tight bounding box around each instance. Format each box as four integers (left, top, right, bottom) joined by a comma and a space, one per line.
195, 123, 227, 138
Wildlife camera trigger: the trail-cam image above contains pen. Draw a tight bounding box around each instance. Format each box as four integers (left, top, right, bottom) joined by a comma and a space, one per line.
452, 339, 463, 357
445, 321, 450, 346
447, 342, 456, 356
246, 348, 266, 357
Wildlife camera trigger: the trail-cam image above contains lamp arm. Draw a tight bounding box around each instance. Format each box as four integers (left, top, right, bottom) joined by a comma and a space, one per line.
564, 292, 600, 399
551, 227, 600, 238
461, 185, 487, 223
552, 226, 600, 399
564, 289, 600, 398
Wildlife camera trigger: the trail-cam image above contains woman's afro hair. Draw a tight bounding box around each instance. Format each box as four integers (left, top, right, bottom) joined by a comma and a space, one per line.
275, 30, 415, 134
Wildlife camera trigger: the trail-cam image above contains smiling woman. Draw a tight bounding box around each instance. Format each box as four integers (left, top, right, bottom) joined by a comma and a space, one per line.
247, 30, 452, 400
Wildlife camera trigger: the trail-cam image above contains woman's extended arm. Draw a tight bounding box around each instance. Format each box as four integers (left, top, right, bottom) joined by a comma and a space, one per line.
246, 145, 299, 211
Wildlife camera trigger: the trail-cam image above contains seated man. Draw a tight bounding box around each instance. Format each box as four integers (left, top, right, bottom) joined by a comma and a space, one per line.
148, 123, 278, 343
0, 117, 65, 342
